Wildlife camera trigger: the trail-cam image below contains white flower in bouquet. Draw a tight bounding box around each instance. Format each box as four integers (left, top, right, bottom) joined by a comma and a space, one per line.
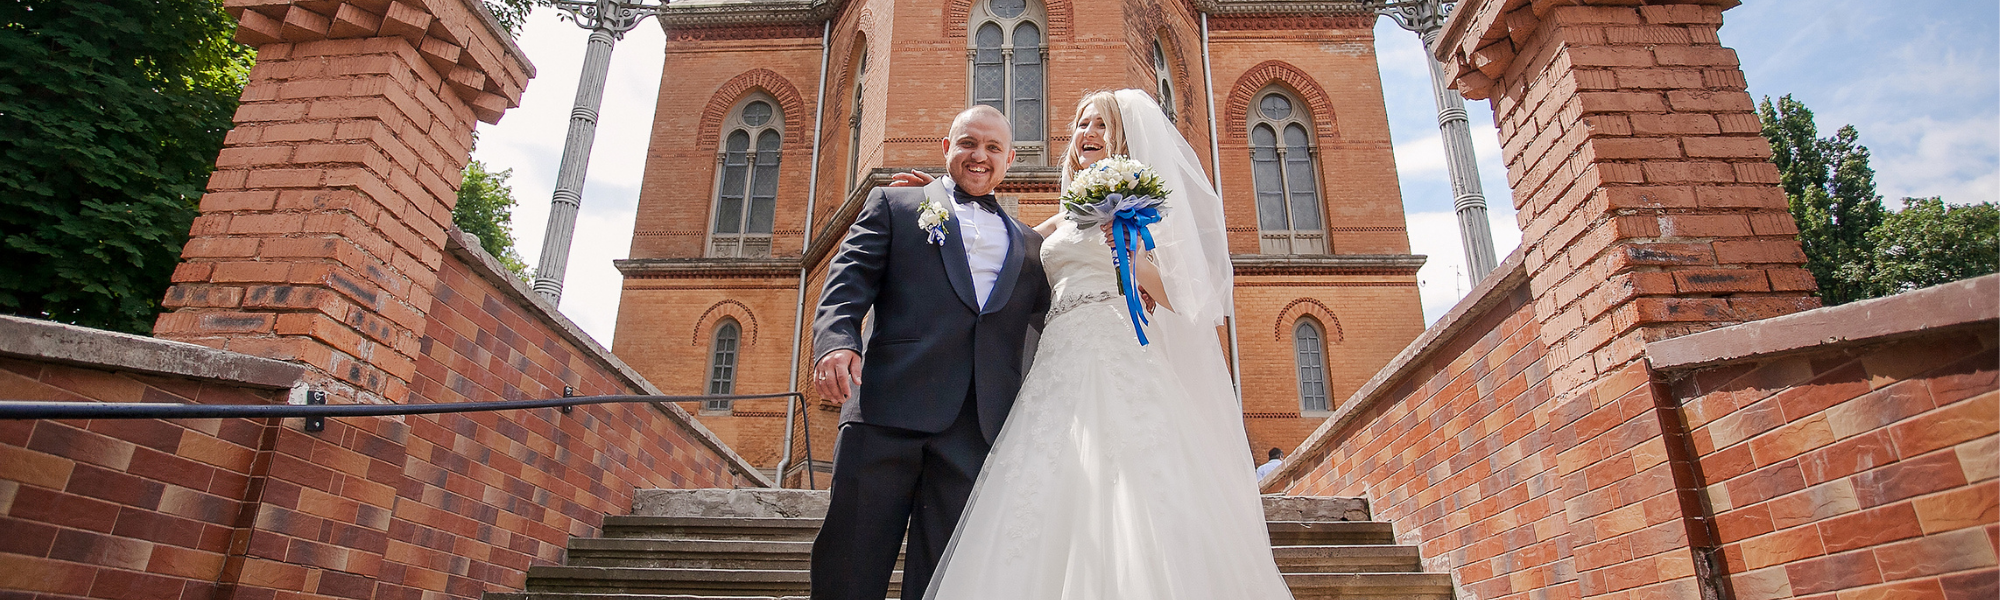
1060, 156, 1172, 227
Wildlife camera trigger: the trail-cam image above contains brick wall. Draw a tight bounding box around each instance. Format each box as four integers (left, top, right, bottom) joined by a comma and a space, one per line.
0, 234, 768, 600
1655, 277, 1998, 600
0, 0, 773, 597
1269, 5, 1993, 600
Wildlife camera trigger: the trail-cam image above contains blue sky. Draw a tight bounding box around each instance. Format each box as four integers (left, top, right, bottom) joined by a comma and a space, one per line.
473, 1, 2000, 341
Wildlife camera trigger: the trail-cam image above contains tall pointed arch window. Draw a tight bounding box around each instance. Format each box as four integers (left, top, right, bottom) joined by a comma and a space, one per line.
1152, 40, 1175, 124
846, 39, 869, 192
1294, 318, 1329, 413
1248, 86, 1325, 254
705, 319, 740, 409
968, 0, 1047, 164
710, 94, 784, 258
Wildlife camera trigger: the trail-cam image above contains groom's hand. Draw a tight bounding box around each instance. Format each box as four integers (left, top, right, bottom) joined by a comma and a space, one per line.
814, 349, 864, 405
887, 170, 934, 187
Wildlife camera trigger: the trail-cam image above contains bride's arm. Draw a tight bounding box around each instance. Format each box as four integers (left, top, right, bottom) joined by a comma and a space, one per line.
1132, 249, 1174, 312
1033, 212, 1063, 237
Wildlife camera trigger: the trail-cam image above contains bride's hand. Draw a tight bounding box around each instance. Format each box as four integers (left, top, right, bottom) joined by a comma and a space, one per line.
887, 170, 935, 187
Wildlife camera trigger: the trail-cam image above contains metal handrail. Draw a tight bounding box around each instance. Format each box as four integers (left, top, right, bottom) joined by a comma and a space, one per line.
0, 393, 802, 420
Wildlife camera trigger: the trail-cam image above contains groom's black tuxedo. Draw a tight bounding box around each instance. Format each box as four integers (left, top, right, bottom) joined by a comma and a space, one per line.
809, 178, 1050, 600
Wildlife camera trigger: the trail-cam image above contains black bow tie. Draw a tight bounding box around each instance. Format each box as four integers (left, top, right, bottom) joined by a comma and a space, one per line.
952, 186, 1001, 214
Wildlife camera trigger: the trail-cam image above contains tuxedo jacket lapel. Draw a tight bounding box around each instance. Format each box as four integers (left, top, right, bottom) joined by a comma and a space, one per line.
982, 214, 1027, 315
926, 179, 980, 312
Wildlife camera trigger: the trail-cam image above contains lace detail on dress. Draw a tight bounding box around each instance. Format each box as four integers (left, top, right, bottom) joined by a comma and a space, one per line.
1045, 290, 1120, 321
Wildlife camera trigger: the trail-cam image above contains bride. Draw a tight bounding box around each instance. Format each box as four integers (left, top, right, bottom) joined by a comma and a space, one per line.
920, 89, 1295, 599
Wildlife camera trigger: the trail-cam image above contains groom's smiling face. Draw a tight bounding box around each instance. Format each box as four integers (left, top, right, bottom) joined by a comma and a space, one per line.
944, 108, 1015, 197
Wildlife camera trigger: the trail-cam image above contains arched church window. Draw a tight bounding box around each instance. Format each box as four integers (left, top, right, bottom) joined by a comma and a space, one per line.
706, 319, 741, 409
968, 0, 1048, 164
1153, 40, 1175, 124
1248, 86, 1325, 254
1294, 318, 1328, 413
711, 94, 784, 258
846, 38, 868, 192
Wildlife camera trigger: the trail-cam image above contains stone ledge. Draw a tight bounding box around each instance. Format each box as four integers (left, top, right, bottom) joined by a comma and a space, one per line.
0, 313, 306, 390
446, 228, 775, 488
614, 258, 799, 278
1232, 253, 1427, 275
1647, 274, 1999, 372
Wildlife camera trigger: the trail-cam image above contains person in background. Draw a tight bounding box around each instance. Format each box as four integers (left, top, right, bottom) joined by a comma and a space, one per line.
1256, 447, 1284, 480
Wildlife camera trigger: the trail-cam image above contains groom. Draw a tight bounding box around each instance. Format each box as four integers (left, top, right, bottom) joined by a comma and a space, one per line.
808, 105, 1051, 600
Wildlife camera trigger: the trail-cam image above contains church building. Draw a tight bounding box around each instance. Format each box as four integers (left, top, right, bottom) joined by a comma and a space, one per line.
609, 0, 1427, 484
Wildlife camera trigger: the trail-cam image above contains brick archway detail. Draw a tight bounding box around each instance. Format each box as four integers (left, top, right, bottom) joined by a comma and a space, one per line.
1224, 61, 1339, 140
1275, 298, 1342, 344
692, 300, 759, 347
945, 0, 1073, 39
697, 69, 810, 149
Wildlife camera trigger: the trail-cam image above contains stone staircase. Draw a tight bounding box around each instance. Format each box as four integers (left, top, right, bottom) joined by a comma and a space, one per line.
487, 489, 1453, 600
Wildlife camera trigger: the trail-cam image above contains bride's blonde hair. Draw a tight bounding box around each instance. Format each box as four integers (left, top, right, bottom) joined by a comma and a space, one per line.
1060, 91, 1127, 182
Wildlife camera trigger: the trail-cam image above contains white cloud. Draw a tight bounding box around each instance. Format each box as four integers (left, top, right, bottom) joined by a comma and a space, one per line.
473, 10, 668, 345
1407, 209, 1524, 324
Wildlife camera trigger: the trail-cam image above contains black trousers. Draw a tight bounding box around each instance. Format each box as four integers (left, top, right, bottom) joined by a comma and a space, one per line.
810, 396, 989, 600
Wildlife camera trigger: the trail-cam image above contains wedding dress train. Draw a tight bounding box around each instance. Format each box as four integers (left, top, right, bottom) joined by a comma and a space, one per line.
921, 219, 1295, 600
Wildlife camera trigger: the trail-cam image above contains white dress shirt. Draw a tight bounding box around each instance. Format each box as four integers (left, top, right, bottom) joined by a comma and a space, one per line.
951, 197, 1012, 308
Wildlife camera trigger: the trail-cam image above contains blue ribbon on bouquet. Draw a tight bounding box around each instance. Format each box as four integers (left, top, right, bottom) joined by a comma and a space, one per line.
1105, 193, 1164, 345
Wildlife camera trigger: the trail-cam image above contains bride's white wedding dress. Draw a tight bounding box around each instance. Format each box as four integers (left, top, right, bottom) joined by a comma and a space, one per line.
922, 91, 1293, 600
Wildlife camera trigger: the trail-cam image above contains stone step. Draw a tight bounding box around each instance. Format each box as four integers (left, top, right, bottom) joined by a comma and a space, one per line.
1284, 572, 1457, 600
514, 566, 1451, 598
1266, 520, 1397, 546
631, 489, 1372, 523
602, 516, 823, 542
565, 538, 1417, 574
1271, 544, 1424, 573
601, 515, 1396, 546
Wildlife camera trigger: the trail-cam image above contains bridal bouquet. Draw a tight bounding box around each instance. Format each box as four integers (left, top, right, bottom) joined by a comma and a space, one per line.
1059, 156, 1172, 345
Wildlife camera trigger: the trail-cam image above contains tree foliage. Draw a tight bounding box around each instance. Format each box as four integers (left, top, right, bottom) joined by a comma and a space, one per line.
1759, 95, 1885, 305
454, 160, 531, 277
0, 0, 252, 333
1759, 95, 1997, 304
1861, 197, 1998, 294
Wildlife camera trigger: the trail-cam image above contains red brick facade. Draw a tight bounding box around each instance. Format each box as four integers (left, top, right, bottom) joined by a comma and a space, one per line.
0, 0, 767, 597
1267, 2, 1995, 600
615, 0, 1425, 479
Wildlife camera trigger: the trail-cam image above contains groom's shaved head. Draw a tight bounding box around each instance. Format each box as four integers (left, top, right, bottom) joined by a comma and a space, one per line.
943, 105, 1016, 196
949, 105, 1013, 143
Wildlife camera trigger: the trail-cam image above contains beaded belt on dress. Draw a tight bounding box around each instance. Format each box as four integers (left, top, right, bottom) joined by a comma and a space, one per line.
1046, 290, 1120, 320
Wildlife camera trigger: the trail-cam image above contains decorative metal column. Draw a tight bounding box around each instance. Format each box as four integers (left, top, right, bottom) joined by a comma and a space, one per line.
531, 0, 670, 303
1375, 0, 1499, 280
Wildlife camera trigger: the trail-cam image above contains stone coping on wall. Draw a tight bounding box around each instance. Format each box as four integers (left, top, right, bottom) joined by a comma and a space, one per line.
1231, 253, 1427, 275
1647, 274, 1999, 372
1260, 247, 1529, 491
445, 228, 776, 488
0, 313, 306, 391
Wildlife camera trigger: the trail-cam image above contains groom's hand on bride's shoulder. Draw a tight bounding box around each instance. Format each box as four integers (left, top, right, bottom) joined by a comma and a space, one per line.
887, 170, 934, 187
814, 349, 864, 405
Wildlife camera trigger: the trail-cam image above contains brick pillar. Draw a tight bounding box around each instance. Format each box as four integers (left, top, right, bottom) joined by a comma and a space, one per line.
155, 0, 532, 405
1436, 1, 1816, 598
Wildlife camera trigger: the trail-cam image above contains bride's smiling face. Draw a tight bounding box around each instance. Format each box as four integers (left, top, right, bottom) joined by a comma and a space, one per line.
1072, 104, 1111, 168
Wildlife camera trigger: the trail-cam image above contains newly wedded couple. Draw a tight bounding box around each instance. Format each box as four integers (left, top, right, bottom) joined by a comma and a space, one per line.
808, 89, 1294, 600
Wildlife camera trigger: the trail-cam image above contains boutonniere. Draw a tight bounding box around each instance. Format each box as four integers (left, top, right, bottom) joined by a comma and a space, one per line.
918, 198, 951, 246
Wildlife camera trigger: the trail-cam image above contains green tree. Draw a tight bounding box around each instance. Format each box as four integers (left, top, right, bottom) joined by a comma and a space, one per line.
1857, 197, 1998, 294
0, 0, 252, 333
454, 160, 531, 277
1758, 95, 1886, 305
